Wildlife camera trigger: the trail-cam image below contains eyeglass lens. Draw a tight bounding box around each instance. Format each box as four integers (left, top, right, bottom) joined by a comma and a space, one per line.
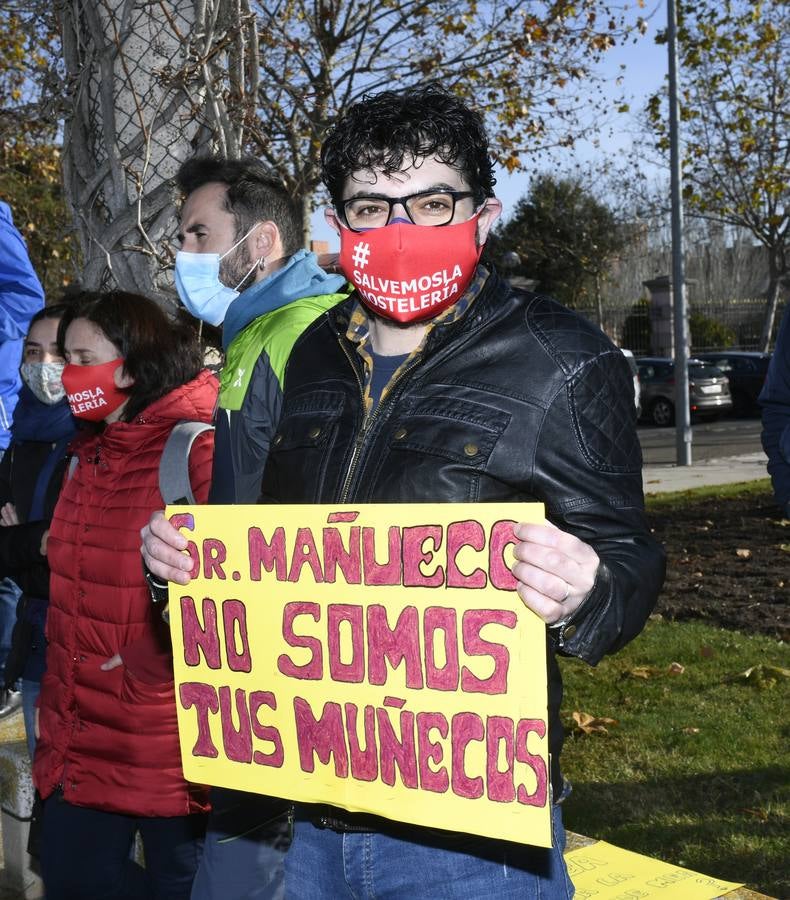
344, 192, 469, 229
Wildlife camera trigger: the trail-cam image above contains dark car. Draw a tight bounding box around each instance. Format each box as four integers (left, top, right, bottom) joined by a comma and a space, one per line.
636, 356, 733, 426
693, 351, 771, 416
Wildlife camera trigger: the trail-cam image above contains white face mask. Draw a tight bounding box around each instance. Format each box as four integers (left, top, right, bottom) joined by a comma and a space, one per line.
20, 361, 67, 405
174, 224, 263, 326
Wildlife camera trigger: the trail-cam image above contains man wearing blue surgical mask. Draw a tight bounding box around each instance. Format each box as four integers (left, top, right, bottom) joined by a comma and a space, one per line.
173, 157, 351, 504
163, 158, 351, 899
175, 180, 265, 326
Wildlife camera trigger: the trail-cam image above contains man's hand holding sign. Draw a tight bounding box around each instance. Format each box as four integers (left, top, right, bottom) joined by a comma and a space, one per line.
511, 521, 600, 625
150, 502, 596, 848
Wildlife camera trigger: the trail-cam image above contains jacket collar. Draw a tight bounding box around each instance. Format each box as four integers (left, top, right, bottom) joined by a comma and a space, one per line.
222, 250, 348, 350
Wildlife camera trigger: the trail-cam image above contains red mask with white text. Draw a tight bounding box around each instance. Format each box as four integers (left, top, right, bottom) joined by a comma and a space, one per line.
61, 358, 128, 422
339, 215, 484, 323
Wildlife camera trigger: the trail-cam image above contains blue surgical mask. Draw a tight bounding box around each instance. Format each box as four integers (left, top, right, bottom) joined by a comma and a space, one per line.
174, 225, 262, 325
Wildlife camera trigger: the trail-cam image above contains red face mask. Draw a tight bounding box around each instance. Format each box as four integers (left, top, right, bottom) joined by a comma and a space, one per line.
339, 214, 484, 324
61, 358, 129, 422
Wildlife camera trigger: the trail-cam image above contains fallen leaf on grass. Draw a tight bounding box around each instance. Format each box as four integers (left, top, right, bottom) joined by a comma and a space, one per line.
726, 664, 790, 688
572, 711, 618, 735
623, 666, 665, 680
626, 666, 656, 679
741, 807, 770, 822
736, 548, 752, 559
700, 645, 715, 658
625, 663, 685, 679
682, 727, 700, 735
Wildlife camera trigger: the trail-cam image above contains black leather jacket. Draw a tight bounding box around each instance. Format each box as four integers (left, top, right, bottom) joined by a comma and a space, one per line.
261, 270, 666, 796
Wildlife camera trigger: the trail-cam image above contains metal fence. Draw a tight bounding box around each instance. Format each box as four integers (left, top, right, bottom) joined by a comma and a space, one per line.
572, 297, 786, 354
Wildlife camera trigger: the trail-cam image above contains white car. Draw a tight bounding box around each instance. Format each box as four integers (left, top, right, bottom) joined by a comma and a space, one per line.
620, 349, 641, 415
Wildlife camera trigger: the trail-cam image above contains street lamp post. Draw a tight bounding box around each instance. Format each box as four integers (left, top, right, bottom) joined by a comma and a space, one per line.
667, 0, 692, 465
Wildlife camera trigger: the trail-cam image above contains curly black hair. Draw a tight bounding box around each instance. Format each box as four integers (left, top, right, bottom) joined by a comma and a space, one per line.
321, 83, 496, 207
176, 156, 302, 257
57, 290, 205, 424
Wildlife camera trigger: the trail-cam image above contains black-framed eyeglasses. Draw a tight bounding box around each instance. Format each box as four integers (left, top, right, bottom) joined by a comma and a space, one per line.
340, 190, 476, 231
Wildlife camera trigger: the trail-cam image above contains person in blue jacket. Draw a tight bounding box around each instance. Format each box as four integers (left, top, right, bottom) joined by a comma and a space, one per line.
760, 306, 790, 516
0, 201, 45, 717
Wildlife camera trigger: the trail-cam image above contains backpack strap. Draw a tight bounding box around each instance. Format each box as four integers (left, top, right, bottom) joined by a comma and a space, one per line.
159, 421, 214, 505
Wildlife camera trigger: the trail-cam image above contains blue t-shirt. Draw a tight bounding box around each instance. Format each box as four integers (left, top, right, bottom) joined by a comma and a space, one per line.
369, 351, 409, 409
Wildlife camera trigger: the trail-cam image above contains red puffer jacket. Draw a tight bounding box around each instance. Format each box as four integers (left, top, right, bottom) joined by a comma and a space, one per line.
34, 370, 217, 817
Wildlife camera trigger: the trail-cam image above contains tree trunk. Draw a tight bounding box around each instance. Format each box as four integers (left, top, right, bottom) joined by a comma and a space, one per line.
301, 193, 313, 250
595, 272, 604, 331
58, 0, 250, 306
759, 253, 783, 351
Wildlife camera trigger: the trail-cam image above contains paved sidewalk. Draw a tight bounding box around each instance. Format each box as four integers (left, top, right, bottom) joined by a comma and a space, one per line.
643, 451, 770, 495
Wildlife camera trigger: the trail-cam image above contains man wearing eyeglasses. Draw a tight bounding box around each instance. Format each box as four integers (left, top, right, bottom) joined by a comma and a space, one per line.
143, 83, 665, 898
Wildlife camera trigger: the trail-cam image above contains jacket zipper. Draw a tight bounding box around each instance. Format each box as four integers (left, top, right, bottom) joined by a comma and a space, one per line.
62, 442, 100, 797
333, 278, 508, 502
336, 338, 368, 501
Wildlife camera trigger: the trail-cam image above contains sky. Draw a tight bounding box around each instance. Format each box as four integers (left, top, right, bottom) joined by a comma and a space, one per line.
309, 3, 670, 248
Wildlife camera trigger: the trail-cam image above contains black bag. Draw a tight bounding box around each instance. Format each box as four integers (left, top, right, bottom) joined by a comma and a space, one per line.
27, 790, 43, 858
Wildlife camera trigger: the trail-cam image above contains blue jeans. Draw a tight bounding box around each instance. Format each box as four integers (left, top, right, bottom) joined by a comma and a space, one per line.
41, 791, 206, 900
190, 787, 287, 900
284, 805, 574, 899
21, 678, 39, 761
0, 577, 21, 685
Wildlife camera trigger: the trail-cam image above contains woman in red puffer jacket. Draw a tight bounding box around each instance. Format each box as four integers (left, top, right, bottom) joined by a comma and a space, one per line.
33, 290, 217, 900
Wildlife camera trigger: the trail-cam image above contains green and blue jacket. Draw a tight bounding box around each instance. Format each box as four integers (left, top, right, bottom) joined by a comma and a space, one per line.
210, 250, 350, 503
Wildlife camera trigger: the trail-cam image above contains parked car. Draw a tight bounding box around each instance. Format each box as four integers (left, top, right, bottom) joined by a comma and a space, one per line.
693, 351, 771, 416
636, 356, 733, 426
620, 349, 641, 415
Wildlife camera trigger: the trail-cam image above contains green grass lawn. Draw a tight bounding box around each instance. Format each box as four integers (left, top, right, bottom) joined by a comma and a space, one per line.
644, 477, 773, 508
559, 617, 788, 897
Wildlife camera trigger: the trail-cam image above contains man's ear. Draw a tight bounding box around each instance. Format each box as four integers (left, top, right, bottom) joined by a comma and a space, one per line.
476, 197, 503, 246
251, 220, 280, 262
325, 208, 342, 236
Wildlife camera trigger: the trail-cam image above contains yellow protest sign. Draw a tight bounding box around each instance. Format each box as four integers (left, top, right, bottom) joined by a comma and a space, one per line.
168, 502, 550, 846
565, 841, 744, 899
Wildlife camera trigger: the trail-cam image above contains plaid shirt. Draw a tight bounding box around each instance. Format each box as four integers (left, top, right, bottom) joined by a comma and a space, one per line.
345, 265, 491, 416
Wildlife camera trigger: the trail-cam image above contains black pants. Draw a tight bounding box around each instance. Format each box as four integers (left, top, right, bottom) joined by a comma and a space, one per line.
41, 791, 206, 900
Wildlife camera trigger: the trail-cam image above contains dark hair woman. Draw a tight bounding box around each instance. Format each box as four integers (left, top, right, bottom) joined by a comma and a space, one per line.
0, 303, 76, 759
33, 291, 217, 900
